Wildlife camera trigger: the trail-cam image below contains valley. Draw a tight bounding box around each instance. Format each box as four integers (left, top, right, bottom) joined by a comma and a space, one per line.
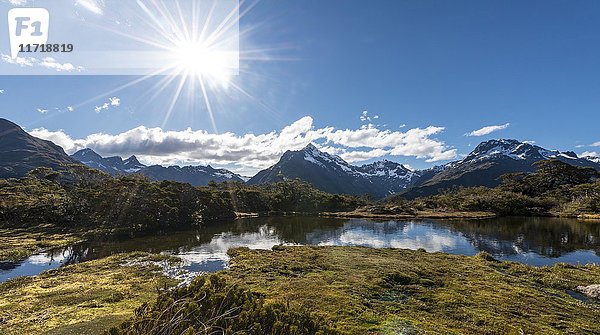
1, 117, 600, 334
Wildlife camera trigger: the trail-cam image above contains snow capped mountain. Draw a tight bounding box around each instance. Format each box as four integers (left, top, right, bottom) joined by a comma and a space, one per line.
301, 143, 358, 174
140, 164, 245, 185
71, 148, 244, 186
460, 139, 600, 169
357, 160, 420, 195
464, 139, 554, 162
404, 139, 600, 198
72, 148, 145, 175
583, 154, 600, 164
462, 139, 597, 165
248, 144, 419, 198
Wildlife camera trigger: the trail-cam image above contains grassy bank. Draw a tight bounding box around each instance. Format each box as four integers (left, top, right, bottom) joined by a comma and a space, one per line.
222, 246, 600, 334
2, 247, 600, 334
0, 252, 179, 335
0, 227, 81, 262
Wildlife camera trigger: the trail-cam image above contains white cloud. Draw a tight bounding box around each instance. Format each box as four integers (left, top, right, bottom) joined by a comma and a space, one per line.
360, 111, 369, 121
29, 128, 79, 153
466, 123, 510, 137
0, 89, 4, 94
95, 103, 109, 113
39, 57, 83, 72
2, 54, 34, 67
359, 110, 379, 122
4, 0, 29, 5
577, 141, 600, 148
76, 0, 104, 15
67, 106, 75, 112
36, 108, 48, 114
338, 148, 391, 162
28, 116, 457, 174
109, 97, 120, 107
94, 97, 121, 113
1, 54, 84, 72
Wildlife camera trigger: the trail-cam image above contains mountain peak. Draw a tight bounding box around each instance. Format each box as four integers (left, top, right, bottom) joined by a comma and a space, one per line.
124, 155, 141, 165
249, 143, 420, 198
72, 148, 103, 160
466, 139, 550, 162
302, 143, 320, 155
475, 139, 525, 150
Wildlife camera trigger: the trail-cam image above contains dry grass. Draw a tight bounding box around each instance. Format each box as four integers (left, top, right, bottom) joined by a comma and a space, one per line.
224, 246, 600, 335
0, 252, 179, 335
0, 227, 81, 262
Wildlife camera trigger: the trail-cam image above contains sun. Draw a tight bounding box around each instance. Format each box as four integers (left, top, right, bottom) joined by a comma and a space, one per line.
173, 40, 232, 87
76, 0, 265, 132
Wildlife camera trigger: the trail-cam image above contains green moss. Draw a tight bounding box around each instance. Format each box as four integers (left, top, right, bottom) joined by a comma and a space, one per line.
0, 227, 81, 262
0, 252, 179, 335
221, 246, 600, 334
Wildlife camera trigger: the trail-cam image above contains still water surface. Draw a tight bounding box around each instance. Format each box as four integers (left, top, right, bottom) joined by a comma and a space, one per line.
2, 216, 599, 282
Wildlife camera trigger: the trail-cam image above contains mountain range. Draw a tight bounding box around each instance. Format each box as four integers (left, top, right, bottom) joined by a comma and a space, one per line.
402, 139, 600, 198
1, 118, 599, 198
248, 144, 419, 198
70, 148, 245, 185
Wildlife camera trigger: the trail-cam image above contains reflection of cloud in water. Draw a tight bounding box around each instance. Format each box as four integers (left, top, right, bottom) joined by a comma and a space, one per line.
5, 217, 600, 283
167, 225, 290, 268
311, 220, 477, 254
320, 230, 459, 252
27, 250, 70, 265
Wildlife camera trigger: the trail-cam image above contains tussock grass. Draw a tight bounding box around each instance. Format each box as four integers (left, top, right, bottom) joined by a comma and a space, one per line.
0, 252, 179, 335
0, 227, 80, 262
222, 246, 600, 334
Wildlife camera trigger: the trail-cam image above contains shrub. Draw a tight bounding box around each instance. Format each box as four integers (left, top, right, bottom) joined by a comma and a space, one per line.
109, 274, 340, 335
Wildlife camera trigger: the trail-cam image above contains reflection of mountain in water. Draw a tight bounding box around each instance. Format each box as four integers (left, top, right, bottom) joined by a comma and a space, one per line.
439, 217, 600, 258
38, 216, 600, 264
3, 216, 600, 282
304, 219, 477, 254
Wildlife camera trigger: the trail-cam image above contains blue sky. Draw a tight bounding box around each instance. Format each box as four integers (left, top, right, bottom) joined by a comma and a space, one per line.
1, 0, 600, 175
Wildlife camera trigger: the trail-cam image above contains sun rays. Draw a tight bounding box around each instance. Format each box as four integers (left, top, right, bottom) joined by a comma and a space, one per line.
69, 0, 278, 133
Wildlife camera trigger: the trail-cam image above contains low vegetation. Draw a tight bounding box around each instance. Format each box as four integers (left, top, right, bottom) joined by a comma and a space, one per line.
214, 179, 366, 214
0, 167, 236, 232
383, 160, 600, 218
0, 252, 179, 335
110, 274, 339, 335
218, 246, 600, 334
86, 246, 600, 335
0, 227, 80, 262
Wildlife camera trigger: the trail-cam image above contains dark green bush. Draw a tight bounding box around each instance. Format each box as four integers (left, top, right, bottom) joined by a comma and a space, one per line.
108, 274, 340, 335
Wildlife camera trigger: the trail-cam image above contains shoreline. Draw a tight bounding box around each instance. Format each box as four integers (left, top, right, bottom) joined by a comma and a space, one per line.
3, 211, 598, 264
236, 210, 600, 221
2, 247, 599, 334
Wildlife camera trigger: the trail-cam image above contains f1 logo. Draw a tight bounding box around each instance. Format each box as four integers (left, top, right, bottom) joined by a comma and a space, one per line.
8, 8, 49, 59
